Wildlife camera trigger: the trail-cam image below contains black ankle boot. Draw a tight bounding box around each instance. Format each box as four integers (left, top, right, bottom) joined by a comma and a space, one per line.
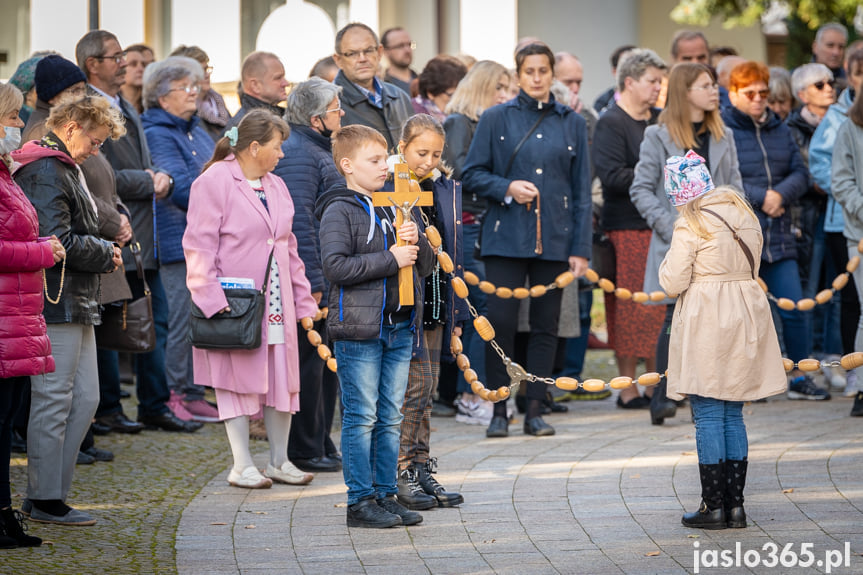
649, 379, 677, 425
397, 467, 437, 510
724, 459, 748, 528
682, 463, 726, 530
415, 459, 464, 508
0, 507, 41, 547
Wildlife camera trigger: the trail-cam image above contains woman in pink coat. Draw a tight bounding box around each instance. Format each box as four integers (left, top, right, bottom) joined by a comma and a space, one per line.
0, 82, 62, 547
183, 110, 319, 489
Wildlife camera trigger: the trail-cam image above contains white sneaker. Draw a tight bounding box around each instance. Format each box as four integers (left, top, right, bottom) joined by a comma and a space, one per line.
455, 396, 493, 426
228, 466, 273, 489
844, 370, 860, 398
266, 461, 314, 485
822, 356, 847, 389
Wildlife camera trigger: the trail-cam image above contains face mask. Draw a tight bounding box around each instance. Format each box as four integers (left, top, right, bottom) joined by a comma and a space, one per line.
0, 127, 22, 155
316, 115, 333, 139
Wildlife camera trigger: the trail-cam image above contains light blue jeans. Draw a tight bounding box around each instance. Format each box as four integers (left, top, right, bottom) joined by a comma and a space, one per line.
689, 395, 748, 465
335, 320, 413, 505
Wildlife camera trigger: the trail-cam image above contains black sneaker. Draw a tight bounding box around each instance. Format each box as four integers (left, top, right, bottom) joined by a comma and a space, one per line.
377, 495, 423, 526
851, 391, 863, 417
346, 497, 401, 529
787, 376, 831, 400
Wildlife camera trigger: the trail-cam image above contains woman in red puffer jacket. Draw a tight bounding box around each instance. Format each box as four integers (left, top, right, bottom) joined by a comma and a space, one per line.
0, 83, 63, 548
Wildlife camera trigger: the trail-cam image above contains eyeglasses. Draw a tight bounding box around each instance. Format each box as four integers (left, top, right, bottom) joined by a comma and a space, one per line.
690, 83, 719, 92
385, 41, 415, 51
204, 66, 214, 75
340, 46, 378, 60
323, 105, 342, 114
93, 51, 127, 65
812, 80, 835, 91
170, 84, 201, 95
737, 88, 770, 101
82, 129, 104, 151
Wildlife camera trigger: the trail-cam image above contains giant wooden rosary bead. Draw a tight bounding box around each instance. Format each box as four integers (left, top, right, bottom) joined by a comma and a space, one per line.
858, 238, 863, 254
317, 344, 332, 361
513, 287, 530, 299
464, 271, 480, 285
487, 388, 503, 402
649, 291, 667, 302
456, 353, 470, 371
327, 357, 338, 372
582, 379, 606, 392
476, 387, 492, 401
833, 274, 849, 291
636, 372, 661, 386
782, 358, 795, 372
584, 268, 599, 283
313, 308, 324, 322
470, 379, 484, 394
496, 287, 513, 299
609, 376, 633, 390
495, 386, 511, 400
614, 288, 632, 300
321, 307, 329, 319
796, 298, 816, 312
815, 289, 834, 305
437, 251, 454, 274
631, 291, 649, 303
300, 317, 314, 330
464, 368, 478, 384
797, 358, 820, 372
307, 329, 322, 346
756, 277, 768, 292
598, 278, 615, 293
848, 256, 860, 273
474, 316, 495, 341
479, 281, 496, 294
841, 352, 863, 370
776, 298, 796, 311
555, 377, 579, 391
451, 276, 469, 299
555, 271, 576, 288
529, 284, 547, 297
425, 225, 442, 249
451, 335, 463, 354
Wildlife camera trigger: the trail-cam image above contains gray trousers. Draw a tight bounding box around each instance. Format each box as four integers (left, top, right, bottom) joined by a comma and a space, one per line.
160, 260, 204, 400
27, 324, 99, 501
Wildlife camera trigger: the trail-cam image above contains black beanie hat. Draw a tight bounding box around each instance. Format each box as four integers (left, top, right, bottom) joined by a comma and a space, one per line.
35, 55, 88, 103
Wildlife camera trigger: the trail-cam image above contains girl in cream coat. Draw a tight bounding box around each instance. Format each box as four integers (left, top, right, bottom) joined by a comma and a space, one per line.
659, 165, 786, 531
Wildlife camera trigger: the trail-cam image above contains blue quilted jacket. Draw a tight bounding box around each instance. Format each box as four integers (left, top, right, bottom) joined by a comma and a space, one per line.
142, 108, 214, 264
721, 106, 808, 262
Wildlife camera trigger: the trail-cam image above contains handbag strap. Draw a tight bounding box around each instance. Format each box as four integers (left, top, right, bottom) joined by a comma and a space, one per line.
504, 106, 552, 177
701, 208, 756, 279
259, 249, 275, 295
128, 237, 151, 296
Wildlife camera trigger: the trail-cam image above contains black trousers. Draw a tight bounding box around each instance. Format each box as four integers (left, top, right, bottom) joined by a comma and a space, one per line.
826, 232, 860, 355
483, 257, 567, 401
289, 318, 338, 460
0, 377, 28, 508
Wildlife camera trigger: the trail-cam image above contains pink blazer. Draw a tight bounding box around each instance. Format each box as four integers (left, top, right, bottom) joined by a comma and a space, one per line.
183, 156, 318, 395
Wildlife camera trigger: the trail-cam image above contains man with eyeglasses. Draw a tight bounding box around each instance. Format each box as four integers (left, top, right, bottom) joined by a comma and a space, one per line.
76, 30, 202, 433
333, 22, 412, 153
381, 27, 417, 95
226, 51, 289, 130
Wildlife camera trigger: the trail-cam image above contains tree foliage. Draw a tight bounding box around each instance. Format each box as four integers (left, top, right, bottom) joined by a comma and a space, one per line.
671, 0, 861, 30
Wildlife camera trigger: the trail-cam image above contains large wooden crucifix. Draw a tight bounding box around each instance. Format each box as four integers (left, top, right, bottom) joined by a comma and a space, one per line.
372, 162, 434, 305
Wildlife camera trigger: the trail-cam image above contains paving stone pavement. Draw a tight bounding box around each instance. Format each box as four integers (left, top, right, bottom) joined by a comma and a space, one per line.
177, 377, 863, 575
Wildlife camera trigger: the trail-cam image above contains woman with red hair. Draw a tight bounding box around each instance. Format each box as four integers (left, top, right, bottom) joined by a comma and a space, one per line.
721, 61, 823, 399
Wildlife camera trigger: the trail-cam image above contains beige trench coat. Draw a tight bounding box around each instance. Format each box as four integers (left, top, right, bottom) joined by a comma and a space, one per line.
658, 191, 787, 402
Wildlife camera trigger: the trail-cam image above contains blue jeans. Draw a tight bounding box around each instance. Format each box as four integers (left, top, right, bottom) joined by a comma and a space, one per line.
127, 269, 171, 417
689, 395, 748, 464
556, 288, 593, 378
760, 258, 810, 361
457, 223, 487, 393
335, 320, 413, 505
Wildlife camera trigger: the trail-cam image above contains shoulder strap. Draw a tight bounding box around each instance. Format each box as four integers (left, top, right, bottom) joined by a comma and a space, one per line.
504, 107, 552, 177
128, 238, 151, 295
260, 248, 275, 295
700, 207, 755, 279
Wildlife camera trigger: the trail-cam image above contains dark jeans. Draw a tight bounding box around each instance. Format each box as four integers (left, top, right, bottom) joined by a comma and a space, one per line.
760, 258, 810, 362
484, 257, 567, 401
457, 223, 487, 394
0, 377, 28, 508
127, 268, 170, 417
826, 232, 860, 355
289, 318, 337, 460
655, 305, 674, 374
95, 348, 122, 418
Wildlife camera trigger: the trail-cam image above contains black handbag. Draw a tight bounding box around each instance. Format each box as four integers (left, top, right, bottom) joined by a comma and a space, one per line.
95, 241, 156, 353
188, 250, 273, 350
